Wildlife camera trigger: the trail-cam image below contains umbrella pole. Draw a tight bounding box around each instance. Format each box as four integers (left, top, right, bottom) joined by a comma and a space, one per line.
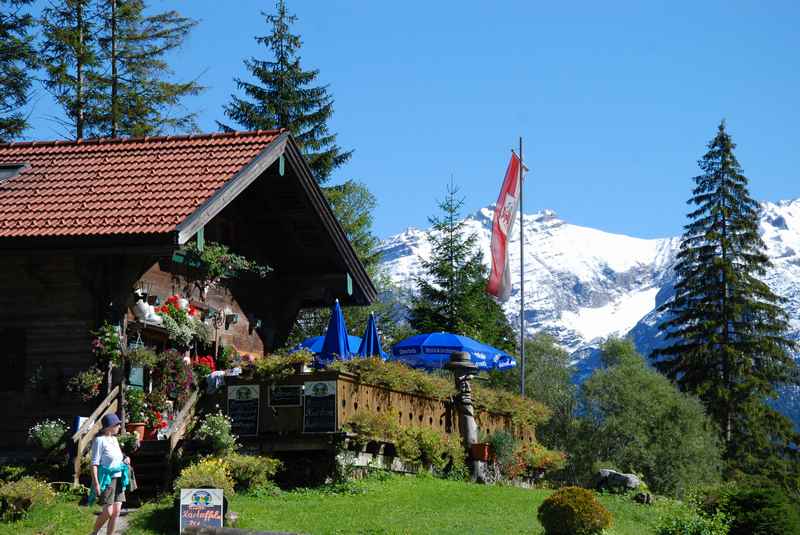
519, 136, 525, 397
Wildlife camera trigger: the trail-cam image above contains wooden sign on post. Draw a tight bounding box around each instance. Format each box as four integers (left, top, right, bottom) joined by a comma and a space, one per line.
227, 385, 259, 437
179, 488, 223, 532
303, 380, 337, 433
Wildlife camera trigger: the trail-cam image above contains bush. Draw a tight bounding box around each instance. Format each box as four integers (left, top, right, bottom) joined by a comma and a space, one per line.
0, 465, 26, 483
720, 485, 800, 535
195, 412, 238, 454
0, 477, 55, 520
537, 486, 612, 535
223, 453, 281, 492
174, 458, 235, 498
486, 430, 516, 469
343, 412, 466, 477
655, 510, 729, 535
27, 418, 67, 453
253, 349, 313, 382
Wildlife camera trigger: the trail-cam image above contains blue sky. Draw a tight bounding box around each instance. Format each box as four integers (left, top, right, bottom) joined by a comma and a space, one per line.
24, 1, 800, 240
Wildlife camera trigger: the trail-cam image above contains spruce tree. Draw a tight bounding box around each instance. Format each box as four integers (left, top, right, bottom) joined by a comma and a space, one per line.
40, 0, 103, 139
652, 121, 800, 486
0, 0, 36, 141
409, 182, 516, 352
222, 0, 350, 184
95, 0, 202, 137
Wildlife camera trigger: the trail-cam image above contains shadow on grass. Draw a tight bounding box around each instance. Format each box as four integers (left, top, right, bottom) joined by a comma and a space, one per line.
127, 499, 178, 535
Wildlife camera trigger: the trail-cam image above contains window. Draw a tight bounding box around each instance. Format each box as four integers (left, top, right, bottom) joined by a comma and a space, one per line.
0, 163, 26, 184
0, 328, 26, 391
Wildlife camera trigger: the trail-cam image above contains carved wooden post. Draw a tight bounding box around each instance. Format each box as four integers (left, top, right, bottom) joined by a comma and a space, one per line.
446, 351, 485, 483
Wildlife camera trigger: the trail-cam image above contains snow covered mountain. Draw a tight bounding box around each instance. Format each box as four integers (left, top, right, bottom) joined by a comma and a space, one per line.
379, 199, 800, 421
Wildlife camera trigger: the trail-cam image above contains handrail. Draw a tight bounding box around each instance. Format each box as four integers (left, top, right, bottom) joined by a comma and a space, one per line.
71, 385, 121, 486
71, 384, 120, 442
169, 390, 199, 455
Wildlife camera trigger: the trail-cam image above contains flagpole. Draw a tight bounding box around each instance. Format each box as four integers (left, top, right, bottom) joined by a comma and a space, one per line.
519, 136, 525, 397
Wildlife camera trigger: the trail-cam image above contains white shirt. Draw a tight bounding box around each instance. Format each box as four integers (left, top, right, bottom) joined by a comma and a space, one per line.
91, 435, 124, 470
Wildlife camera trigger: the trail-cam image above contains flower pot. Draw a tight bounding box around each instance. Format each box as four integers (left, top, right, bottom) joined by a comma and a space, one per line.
125, 422, 145, 441
143, 427, 159, 441
469, 443, 492, 462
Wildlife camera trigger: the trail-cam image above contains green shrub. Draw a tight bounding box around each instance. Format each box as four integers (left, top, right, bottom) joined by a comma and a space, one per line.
0, 465, 26, 483
537, 486, 612, 535
0, 477, 55, 520
253, 349, 313, 382
721, 485, 800, 535
174, 458, 235, 498
27, 418, 67, 453
486, 430, 516, 469
195, 411, 238, 454
223, 453, 281, 492
655, 509, 729, 535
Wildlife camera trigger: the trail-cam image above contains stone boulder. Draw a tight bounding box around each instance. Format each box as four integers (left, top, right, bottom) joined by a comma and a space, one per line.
594, 468, 643, 493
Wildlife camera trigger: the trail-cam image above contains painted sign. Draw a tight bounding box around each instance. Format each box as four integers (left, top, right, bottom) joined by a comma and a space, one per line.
227, 384, 259, 437
303, 380, 337, 433
268, 384, 303, 407
179, 488, 223, 532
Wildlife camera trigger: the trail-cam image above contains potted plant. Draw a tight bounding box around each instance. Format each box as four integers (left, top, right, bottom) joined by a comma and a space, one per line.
66, 367, 104, 402
124, 387, 147, 439
144, 408, 167, 440
118, 431, 140, 455
127, 346, 159, 368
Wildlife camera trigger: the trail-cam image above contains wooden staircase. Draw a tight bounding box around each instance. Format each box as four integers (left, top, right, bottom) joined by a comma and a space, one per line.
72, 388, 200, 501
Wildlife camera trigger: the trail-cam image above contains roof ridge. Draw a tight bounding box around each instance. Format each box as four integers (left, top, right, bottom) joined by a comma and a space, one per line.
0, 129, 287, 148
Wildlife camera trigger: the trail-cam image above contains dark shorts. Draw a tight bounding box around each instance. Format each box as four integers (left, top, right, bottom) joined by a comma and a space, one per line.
98, 477, 126, 506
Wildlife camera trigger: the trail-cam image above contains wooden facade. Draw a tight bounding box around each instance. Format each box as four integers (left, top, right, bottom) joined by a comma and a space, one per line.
0, 133, 377, 450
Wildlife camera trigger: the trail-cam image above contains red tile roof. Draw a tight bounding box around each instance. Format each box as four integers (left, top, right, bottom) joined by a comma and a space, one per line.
0, 130, 283, 239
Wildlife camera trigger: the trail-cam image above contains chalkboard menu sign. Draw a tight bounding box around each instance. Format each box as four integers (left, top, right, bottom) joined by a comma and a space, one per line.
179, 488, 223, 532
269, 384, 302, 407
227, 385, 259, 437
303, 380, 337, 433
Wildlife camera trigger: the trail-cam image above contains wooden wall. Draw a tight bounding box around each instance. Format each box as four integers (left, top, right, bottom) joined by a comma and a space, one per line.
0, 254, 98, 448
135, 261, 267, 356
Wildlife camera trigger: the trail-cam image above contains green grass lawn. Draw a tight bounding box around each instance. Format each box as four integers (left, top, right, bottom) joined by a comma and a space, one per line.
125, 474, 686, 535
0, 495, 96, 535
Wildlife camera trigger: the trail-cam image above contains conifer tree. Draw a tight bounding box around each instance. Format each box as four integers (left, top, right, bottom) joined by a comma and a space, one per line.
40, 0, 103, 139
0, 0, 36, 141
222, 0, 350, 184
95, 0, 202, 137
409, 182, 516, 352
41, 0, 201, 139
652, 121, 800, 485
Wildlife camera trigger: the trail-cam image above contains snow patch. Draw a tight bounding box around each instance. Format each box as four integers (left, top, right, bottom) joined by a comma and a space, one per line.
559, 287, 660, 342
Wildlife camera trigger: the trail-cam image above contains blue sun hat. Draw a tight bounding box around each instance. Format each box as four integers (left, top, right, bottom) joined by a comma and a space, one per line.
101, 413, 121, 430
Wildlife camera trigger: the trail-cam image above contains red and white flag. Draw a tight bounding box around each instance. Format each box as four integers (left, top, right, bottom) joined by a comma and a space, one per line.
487, 153, 522, 301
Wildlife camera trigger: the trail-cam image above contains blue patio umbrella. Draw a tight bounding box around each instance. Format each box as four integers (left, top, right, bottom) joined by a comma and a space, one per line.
294, 335, 363, 355
390, 332, 517, 371
356, 312, 388, 359
318, 299, 353, 364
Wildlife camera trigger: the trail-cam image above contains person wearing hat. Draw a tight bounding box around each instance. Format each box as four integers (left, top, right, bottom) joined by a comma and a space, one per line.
89, 413, 131, 535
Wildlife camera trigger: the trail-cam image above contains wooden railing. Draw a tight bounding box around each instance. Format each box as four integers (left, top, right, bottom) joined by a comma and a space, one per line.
169, 390, 199, 455
71, 384, 121, 486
